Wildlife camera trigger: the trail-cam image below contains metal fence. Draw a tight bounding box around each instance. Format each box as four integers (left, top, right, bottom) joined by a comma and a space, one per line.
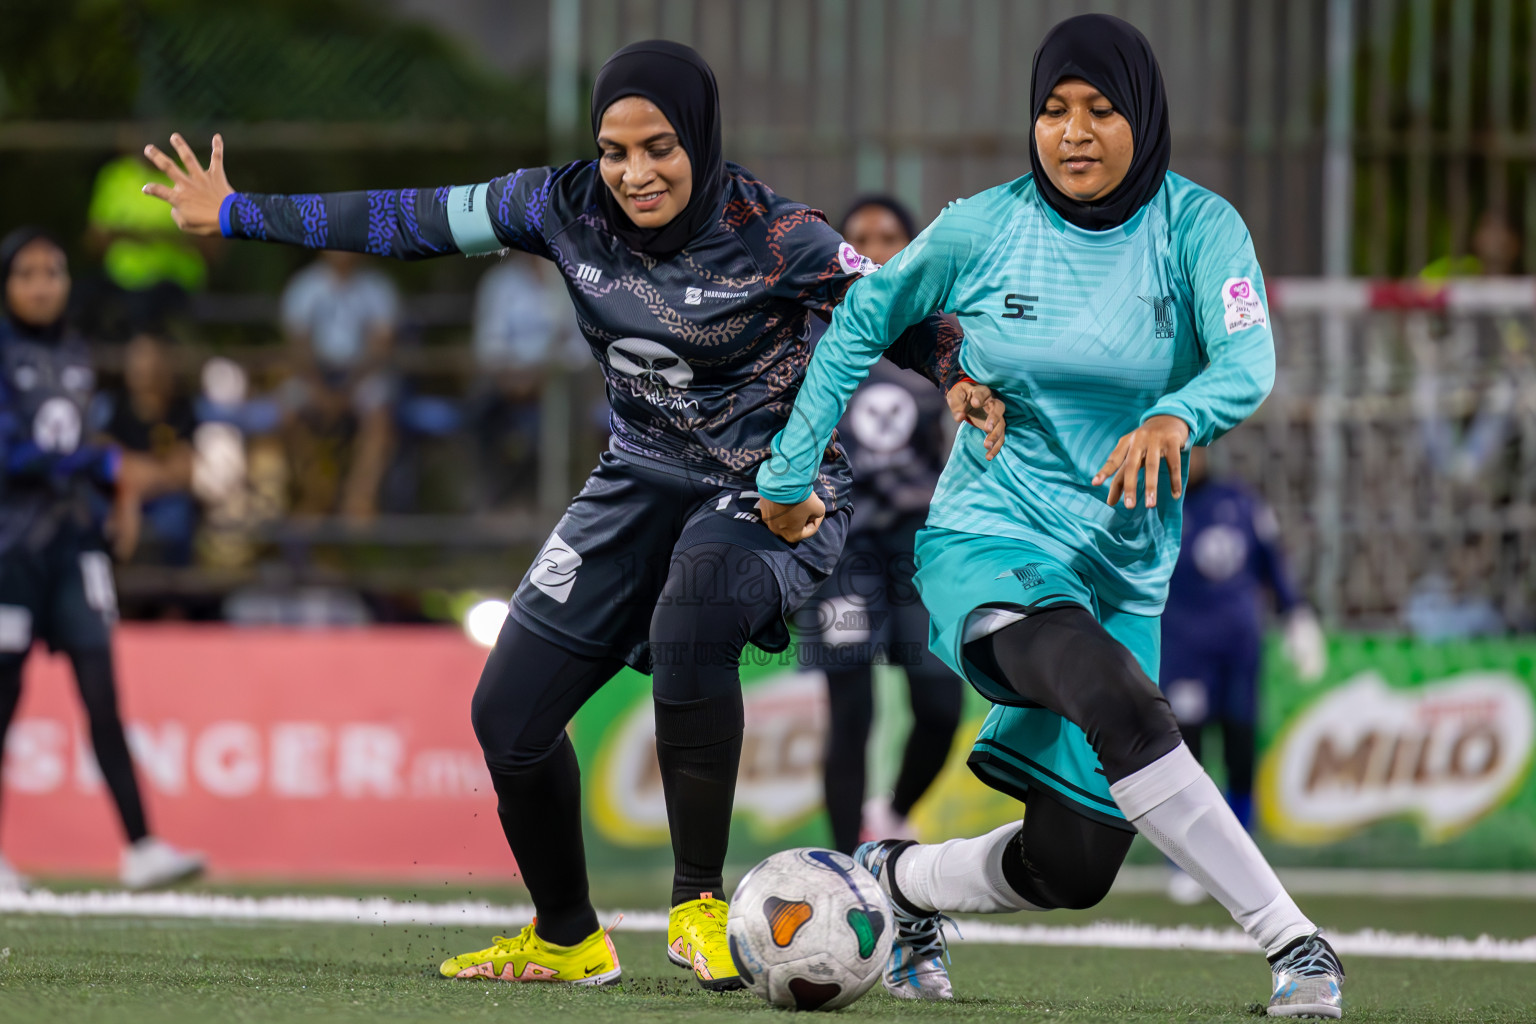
1221, 279, 1536, 630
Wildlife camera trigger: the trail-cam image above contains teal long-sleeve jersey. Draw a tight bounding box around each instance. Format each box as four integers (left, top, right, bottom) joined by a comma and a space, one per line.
755, 172, 1276, 614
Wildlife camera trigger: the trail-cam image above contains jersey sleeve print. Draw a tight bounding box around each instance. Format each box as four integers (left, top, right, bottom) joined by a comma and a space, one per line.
219, 162, 589, 262
756, 204, 977, 504
1139, 197, 1276, 446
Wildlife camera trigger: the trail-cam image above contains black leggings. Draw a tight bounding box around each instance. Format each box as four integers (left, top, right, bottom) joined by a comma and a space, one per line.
823, 664, 962, 854
471, 541, 782, 941
1000, 795, 1134, 910
961, 604, 1185, 910
0, 648, 149, 844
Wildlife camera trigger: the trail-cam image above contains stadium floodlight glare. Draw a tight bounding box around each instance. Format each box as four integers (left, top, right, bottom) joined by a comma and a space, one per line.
463, 599, 509, 648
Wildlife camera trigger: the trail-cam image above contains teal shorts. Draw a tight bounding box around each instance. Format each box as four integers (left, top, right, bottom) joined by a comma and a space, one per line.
913, 526, 1161, 830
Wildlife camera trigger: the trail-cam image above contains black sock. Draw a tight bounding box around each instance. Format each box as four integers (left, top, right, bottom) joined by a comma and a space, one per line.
650, 542, 779, 906
654, 692, 744, 906
489, 735, 599, 946
70, 648, 148, 844
823, 667, 873, 853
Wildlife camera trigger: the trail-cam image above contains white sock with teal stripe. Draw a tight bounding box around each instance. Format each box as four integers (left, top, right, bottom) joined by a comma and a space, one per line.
1110, 744, 1314, 958
892, 822, 1042, 914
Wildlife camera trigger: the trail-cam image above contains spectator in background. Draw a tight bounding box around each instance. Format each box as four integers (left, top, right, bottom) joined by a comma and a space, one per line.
279, 249, 398, 521
467, 252, 575, 512
0, 227, 203, 891
96, 333, 197, 566
1159, 447, 1324, 903
78, 154, 209, 338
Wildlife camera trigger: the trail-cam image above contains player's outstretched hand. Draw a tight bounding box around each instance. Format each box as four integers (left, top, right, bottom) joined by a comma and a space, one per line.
947, 379, 1006, 460
141, 133, 233, 236
757, 492, 826, 544
1093, 414, 1190, 509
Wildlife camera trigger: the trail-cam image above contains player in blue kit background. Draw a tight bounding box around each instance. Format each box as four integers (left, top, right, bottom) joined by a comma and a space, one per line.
143, 41, 1004, 990
1161, 446, 1325, 903
757, 14, 1346, 1017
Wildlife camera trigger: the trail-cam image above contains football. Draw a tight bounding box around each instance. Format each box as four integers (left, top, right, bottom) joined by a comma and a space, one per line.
726, 847, 894, 1011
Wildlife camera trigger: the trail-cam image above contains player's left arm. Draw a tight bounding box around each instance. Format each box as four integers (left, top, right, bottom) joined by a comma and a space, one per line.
775, 212, 1004, 457
756, 207, 977, 538
1095, 200, 1277, 509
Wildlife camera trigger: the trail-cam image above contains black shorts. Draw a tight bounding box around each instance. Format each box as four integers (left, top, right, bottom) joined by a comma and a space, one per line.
509, 452, 851, 673
0, 527, 116, 660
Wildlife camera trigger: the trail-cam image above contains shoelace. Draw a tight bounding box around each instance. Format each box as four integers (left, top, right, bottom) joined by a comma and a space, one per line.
1277, 935, 1341, 979
893, 908, 960, 964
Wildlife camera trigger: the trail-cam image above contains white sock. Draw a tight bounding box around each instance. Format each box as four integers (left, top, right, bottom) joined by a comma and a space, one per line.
1110, 744, 1314, 958
892, 822, 1041, 914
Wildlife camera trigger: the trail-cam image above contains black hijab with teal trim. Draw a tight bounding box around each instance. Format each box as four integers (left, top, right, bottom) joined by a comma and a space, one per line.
590, 40, 728, 259
1028, 14, 1171, 231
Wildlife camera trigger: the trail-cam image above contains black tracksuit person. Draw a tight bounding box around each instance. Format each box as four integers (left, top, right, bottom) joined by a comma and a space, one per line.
143, 40, 1003, 987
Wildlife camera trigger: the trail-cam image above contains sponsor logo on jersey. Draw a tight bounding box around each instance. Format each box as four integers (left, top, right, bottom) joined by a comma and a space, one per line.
1221, 276, 1267, 334
1260, 670, 1535, 842
848, 383, 918, 454
528, 532, 582, 604
32, 397, 82, 454
1002, 293, 1038, 320
684, 285, 748, 306
1192, 523, 1248, 582
836, 241, 876, 276
606, 337, 699, 410
1140, 294, 1176, 339
575, 263, 603, 284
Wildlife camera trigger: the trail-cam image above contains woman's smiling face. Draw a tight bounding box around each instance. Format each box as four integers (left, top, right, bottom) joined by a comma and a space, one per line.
1033, 77, 1134, 203
597, 96, 694, 229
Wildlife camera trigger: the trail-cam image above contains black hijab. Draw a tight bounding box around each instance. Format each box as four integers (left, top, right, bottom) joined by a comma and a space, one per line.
590, 40, 728, 259
0, 227, 68, 342
1028, 14, 1171, 231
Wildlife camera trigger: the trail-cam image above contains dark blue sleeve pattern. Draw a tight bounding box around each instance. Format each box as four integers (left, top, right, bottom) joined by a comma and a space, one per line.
220, 164, 586, 262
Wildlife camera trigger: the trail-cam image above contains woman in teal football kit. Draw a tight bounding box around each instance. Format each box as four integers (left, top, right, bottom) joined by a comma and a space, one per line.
758, 15, 1345, 1018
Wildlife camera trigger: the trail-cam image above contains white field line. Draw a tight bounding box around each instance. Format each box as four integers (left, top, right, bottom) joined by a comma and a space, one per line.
1112, 866, 1536, 899
2, 889, 1533, 963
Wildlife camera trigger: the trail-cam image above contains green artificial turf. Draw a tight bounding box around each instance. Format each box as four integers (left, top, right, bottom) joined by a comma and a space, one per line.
1, 896, 1533, 1023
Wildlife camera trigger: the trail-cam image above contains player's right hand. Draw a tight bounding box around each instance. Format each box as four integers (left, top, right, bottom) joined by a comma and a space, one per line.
757, 492, 826, 543
141, 133, 233, 237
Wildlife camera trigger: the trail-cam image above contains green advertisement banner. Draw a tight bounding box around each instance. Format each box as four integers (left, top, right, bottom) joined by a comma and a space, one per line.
1256, 634, 1536, 870
569, 634, 1536, 871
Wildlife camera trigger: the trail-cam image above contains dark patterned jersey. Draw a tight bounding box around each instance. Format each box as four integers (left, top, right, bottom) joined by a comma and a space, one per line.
837, 361, 949, 533
0, 324, 118, 553
221, 161, 963, 505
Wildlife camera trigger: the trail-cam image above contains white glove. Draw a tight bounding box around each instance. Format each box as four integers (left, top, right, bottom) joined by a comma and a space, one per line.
1282, 607, 1327, 683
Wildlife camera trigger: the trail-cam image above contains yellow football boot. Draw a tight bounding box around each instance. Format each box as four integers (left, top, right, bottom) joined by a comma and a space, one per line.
439, 919, 620, 985
666, 895, 744, 991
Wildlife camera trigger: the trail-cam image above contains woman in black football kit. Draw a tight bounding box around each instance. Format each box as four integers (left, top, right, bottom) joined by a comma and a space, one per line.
145, 40, 1003, 987
0, 228, 203, 892
804, 197, 963, 854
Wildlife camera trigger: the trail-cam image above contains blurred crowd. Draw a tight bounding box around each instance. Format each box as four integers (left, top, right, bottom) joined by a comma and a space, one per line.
55, 155, 602, 619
